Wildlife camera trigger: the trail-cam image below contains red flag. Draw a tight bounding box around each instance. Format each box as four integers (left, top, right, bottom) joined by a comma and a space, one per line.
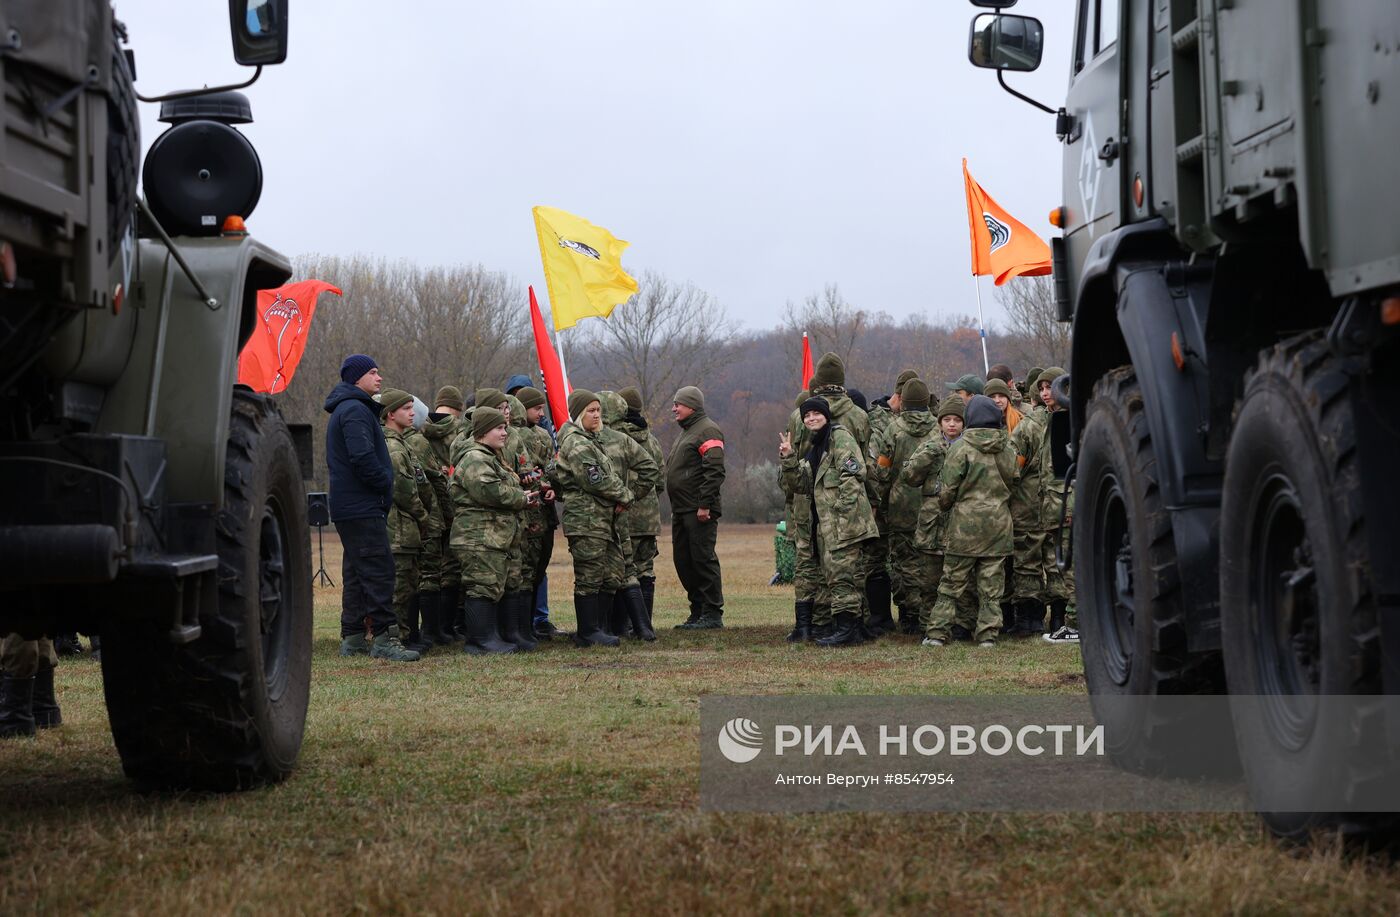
800, 332, 814, 391
530, 286, 572, 427
237, 280, 342, 393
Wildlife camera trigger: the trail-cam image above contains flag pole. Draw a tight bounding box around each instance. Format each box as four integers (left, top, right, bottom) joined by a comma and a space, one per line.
556, 326, 571, 397
973, 275, 990, 375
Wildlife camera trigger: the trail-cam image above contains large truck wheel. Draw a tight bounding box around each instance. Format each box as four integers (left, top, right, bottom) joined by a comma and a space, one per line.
1074, 367, 1222, 773
102, 390, 312, 790
1220, 334, 1389, 839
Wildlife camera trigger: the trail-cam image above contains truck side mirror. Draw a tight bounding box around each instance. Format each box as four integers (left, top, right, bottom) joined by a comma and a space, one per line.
229, 0, 289, 66
968, 13, 1044, 73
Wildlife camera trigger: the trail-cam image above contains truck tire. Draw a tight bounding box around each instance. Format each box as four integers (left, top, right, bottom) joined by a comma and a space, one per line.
101, 390, 312, 790
1220, 333, 1391, 839
1074, 367, 1223, 773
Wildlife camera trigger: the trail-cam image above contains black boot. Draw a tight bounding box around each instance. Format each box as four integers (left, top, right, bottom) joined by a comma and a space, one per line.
640, 576, 656, 632
814, 612, 863, 647
462, 597, 517, 655
897, 606, 920, 635
1046, 600, 1067, 635
810, 605, 834, 641
0, 674, 36, 738
786, 600, 814, 643
507, 591, 537, 652
418, 592, 442, 650
1021, 601, 1046, 637
438, 584, 460, 643
1001, 602, 1017, 636
573, 593, 620, 647
32, 666, 60, 728
405, 593, 431, 653
864, 571, 895, 635
674, 603, 702, 629
624, 585, 656, 641
55, 633, 83, 656
608, 593, 630, 638
453, 591, 468, 640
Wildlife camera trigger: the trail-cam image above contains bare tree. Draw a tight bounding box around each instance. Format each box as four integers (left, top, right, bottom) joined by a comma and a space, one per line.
996, 275, 1070, 370
782, 283, 870, 369
575, 269, 738, 422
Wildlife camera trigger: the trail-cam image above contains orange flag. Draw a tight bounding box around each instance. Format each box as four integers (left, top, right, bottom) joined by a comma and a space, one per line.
963, 158, 1053, 286
237, 279, 342, 394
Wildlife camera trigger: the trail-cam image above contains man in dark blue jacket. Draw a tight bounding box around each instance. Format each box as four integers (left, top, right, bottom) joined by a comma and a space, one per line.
325, 354, 419, 660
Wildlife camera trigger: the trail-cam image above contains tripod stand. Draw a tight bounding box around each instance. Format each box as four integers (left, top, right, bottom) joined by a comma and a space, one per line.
312, 522, 335, 587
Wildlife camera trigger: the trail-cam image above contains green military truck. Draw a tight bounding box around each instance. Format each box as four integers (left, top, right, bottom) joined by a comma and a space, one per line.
0, 1, 312, 790
970, 1, 1400, 835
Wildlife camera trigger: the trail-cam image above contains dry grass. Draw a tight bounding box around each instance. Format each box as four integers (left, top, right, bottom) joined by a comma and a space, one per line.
4, 524, 1400, 915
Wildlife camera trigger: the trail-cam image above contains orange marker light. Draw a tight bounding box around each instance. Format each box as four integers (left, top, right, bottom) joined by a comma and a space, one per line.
1133, 176, 1145, 208
0, 241, 15, 287
1171, 332, 1186, 371
113, 283, 123, 315
1048, 207, 1064, 228
222, 215, 247, 235
1382, 297, 1400, 326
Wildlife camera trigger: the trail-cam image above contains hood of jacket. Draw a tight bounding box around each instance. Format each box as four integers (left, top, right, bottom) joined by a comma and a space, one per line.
504, 373, 534, 394
895, 410, 936, 438
600, 391, 628, 428
421, 412, 458, 442
506, 393, 526, 427
964, 395, 1003, 431
962, 427, 1007, 454
324, 381, 381, 417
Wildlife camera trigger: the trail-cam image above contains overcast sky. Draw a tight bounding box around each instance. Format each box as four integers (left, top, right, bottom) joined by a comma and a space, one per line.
118, 0, 1074, 330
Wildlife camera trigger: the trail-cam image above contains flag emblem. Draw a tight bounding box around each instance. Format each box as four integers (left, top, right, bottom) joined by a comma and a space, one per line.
983, 213, 1011, 252
559, 237, 601, 260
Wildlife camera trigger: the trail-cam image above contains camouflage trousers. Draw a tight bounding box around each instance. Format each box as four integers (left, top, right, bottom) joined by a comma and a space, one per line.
888, 531, 923, 616
418, 528, 444, 594
793, 518, 831, 624
454, 544, 513, 602
923, 552, 995, 641
522, 532, 547, 591
392, 551, 420, 635
1039, 528, 1073, 603
1010, 530, 1047, 601
814, 529, 865, 622
0, 633, 57, 678
568, 534, 626, 594
915, 551, 972, 630
631, 534, 658, 581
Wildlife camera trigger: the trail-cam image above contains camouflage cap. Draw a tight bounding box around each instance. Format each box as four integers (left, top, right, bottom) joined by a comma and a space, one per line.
936, 395, 966, 421
946, 373, 985, 395
472, 406, 507, 439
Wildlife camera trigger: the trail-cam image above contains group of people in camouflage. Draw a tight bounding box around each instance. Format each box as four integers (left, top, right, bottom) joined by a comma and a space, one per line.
326, 354, 727, 663
779, 352, 1075, 649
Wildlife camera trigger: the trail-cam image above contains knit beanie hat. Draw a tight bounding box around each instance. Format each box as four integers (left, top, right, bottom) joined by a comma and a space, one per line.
1025, 367, 1045, 392
936, 396, 966, 421
474, 388, 507, 412
983, 378, 1013, 399
434, 385, 465, 411
813, 352, 845, 387
848, 388, 868, 411
379, 388, 412, 414
568, 389, 600, 420
673, 386, 705, 411
799, 396, 831, 422
340, 354, 377, 384
472, 406, 507, 439
1034, 366, 1067, 389
902, 378, 930, 410
619, 386, 643, 413
516, 386, 546, 410
894, 369, 919, 395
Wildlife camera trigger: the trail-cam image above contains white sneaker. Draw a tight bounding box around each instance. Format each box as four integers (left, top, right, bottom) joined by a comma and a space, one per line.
1043, 626, 1080, 644
921, 637, 946, 647
977, 640, 996, 648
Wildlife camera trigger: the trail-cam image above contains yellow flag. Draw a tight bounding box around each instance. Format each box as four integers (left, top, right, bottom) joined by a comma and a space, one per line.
532, 205, 639, 331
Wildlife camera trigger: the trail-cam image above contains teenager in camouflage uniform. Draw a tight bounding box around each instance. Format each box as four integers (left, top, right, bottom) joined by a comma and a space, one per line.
922, 395, 1016, 647
779, 383, 827, 641
423, 385, 466, 643
901, 396, 971, 635
405, 406, 449, 651
378, 389, 425, 662
514, 387, 559, 640
1033, 367, 1076, 639
554, 390, 633, 647
779, 396, 879, 647
871, 378, 937, 634
478, 389, 541, 651
867, 369, 918, 445
618, 386, 666, 634
600, 391, 661, 640
450, 406, 531, 655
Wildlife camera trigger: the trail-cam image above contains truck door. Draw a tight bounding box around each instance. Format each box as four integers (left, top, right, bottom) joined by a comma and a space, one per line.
1062, 0, 1123, 266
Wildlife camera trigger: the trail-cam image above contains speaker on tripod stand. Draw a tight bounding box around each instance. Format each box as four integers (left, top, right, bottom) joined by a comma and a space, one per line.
307, 492, 335, 587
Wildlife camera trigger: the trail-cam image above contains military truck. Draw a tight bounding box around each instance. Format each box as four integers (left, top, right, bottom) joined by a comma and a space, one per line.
0, 1, 312, 790
969, 2, 1400, 835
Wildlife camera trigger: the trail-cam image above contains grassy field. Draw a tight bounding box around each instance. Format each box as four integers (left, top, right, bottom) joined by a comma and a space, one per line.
3, 523, 1400, 914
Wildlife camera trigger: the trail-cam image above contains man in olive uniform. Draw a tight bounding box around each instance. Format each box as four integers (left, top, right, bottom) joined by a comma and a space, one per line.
871, 378, 937, 634
405, 402, 449, 651
514, 386, 560, 640
618, 386, 666, 632
599, 391, 661, 639
0, 635, 61, 737
666, 385, 727, 629
378, 388, 426, 662
923, 396, 1016, 647
423, 385, 465, 643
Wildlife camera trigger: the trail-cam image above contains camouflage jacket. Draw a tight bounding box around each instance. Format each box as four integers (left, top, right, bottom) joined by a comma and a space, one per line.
601, 392, 662, 519
1009, 409, 1048, 531
618, 417, 664, 537
779, 407, 812, 533
449, 440, 527, 553
811, 385, 877, 512
524, 420, 558, 531
1038, 407, 1071, 531
901, 434, 955, 554
868, 403, 895, 445
554, 420, 632, 539
385, 427, 429, 552
405, 428, 447, 535
873, 409, 938, 533
780, 424, 878, 551
937, 428, 1016, 557
420, 412, 462, 524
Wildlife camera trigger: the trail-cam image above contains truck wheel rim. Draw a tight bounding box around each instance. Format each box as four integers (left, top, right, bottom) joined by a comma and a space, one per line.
1093, 474, 1134, 686
258, 496, 291, 699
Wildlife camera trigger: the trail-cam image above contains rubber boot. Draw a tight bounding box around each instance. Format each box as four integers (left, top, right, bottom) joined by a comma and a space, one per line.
624, 585, 655, 641
864, 571, 895, 635
897, 606, 919, 636
573, 593, 620, 647
814, 612, 863, 647
608, 593, 629, 638
786, 600, 814, 643
1046, 600, 1067, 635
418, 592, 441, 651
1001, 601, 1018, 636
640, 576, 656, 632
507, 591, 537, 652
0, 674, 36, 738
463, 597, 517, 655
1021, 601, 1046, 637
453, 591, 468, 640
32, 666, 60, 729
404, 593, 431, 653
438, 584, 460, 644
